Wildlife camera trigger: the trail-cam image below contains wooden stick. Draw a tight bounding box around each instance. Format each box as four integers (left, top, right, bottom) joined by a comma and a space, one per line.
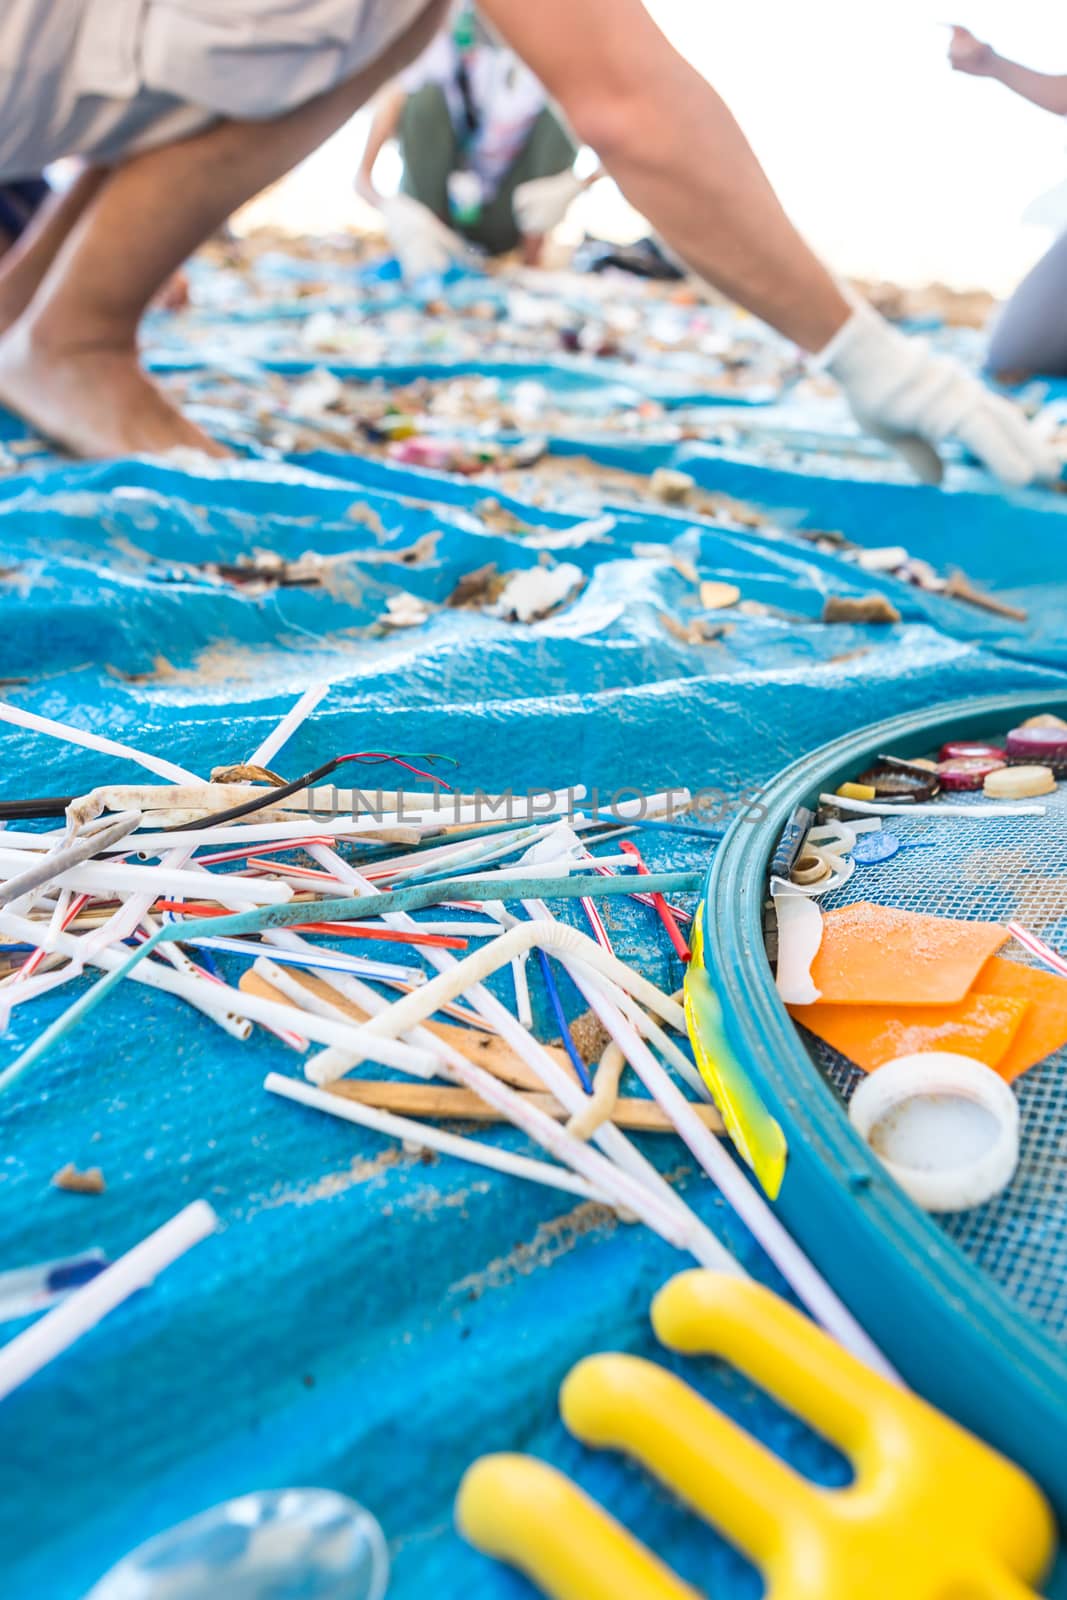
324, 1078, 724, 1134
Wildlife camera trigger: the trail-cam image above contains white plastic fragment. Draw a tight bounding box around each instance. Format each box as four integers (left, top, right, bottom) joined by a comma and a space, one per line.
490, 563, 584, 622
771, 882, 823, 1004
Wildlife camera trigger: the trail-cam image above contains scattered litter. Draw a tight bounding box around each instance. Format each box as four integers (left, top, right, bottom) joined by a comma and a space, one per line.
51, 1163, 107, 1196
699, 580, 741, 610
448, 564, 507, 608
489, 563, 585, 622
649, 468, 696, 504
822, 594, 902, 626
984, 764, 1056, 799
943, 571, 1028, 622
382, 593, 433, 628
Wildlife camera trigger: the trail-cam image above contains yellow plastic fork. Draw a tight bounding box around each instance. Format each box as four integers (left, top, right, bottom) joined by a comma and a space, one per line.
457, 1271, 1056, 1600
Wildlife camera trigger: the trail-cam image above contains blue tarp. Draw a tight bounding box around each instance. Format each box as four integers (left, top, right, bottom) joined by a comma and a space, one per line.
3, 259, 1067, 1599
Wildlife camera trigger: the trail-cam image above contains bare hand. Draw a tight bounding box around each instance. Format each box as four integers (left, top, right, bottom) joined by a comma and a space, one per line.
948, 25, 997, 77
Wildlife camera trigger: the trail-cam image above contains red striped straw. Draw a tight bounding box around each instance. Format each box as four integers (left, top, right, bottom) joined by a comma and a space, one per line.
1007, 921, 1067, 980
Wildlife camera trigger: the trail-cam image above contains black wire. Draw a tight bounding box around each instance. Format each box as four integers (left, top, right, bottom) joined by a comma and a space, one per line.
161, 756, 348, 833
0, 795, 74, 821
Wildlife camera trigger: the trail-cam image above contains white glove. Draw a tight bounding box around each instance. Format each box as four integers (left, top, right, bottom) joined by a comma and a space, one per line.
512, 169, 584, 236
382, 194, 466, 283
817, 299, 1061, 488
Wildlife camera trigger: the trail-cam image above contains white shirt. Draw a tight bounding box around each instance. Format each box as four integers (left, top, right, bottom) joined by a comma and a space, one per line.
400, 30, 547, 196
0, 0, 434, 180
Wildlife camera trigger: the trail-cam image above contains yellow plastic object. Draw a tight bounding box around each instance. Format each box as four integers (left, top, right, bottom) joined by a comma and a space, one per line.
836, 781, 876, 801
683, 916, 787, 1198
457, 1456, 699, 1600
458, 1271, 1056, 1600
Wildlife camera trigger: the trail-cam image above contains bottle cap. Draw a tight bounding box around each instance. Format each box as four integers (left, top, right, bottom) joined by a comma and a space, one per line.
848, 1052, 1019, 1213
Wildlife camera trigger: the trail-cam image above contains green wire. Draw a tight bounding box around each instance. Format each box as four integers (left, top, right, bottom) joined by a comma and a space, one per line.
0, 870, 701, 1096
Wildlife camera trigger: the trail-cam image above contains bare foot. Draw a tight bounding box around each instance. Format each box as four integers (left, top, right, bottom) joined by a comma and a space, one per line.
0, 321, 229, 459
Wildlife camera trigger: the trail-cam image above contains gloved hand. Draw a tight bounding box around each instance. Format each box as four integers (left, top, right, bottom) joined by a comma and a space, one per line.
512, 169, 585, 236
817, 299, 1061, 488
381, 194, 466, 283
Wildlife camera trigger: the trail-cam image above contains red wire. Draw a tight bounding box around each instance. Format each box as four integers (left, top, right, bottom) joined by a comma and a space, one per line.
619, 841, 691, 963
336, 752, 453, 790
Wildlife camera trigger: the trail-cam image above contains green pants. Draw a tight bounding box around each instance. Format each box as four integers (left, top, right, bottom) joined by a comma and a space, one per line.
400, 86, 577, 256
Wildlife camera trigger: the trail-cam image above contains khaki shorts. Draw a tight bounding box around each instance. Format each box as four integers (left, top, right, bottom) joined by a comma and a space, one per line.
0, 0, 433, 179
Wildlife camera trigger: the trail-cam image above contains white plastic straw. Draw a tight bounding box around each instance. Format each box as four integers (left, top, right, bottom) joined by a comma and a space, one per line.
175, 936, 425, 987
0, 1201, 218, 1401
249, 681, 330, 768
304, 847, 713, 1246
266, 1073, 609, 1202
0, 702, 199, 786
0, 812, 142, 910
302, 906, 897, 1376
259, 953, 710, 1255
0, 856, 295, 908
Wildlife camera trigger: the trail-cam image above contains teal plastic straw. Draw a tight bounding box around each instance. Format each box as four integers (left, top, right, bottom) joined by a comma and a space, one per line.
0, 870, 701, 1096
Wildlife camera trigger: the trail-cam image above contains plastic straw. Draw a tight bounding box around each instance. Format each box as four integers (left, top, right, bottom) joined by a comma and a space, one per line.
0, 1201, 218, 1401
304, 849, 711, 1246
266, 1074, 607, 1203
0, 812, 142, 910
248, 681, 330, 768
0, 703, 199, 786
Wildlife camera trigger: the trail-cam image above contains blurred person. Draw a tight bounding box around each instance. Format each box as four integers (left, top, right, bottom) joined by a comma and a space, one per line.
950, 26, 1067, 378
356, 4, 597, 274
0, 0, 1056, 485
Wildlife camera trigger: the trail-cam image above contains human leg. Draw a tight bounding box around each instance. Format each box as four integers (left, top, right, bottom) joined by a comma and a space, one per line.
399, 85, 459, 223
987, 229, 1067, 379
0, 170, 109, 327
471, 108, 578, 256
0, 0, 448, 458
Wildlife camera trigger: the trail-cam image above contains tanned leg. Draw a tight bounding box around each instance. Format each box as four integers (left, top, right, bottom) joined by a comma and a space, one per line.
0, 0, 448, 458
0, 167, 110, 332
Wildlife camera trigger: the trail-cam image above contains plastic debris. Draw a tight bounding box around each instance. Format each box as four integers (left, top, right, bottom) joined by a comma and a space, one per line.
822, 595, 902, 625
489, 563, 585, 623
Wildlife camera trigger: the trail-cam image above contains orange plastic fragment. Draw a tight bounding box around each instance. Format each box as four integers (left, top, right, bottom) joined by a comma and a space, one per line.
787, 992, 1029, 1074
973, 956, 1067, 1083
807, 902, 1009, 1007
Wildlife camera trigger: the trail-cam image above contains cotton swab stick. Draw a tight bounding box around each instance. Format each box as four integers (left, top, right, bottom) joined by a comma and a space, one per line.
168, 934, 425, 987
265, 1074, 610, 1203
821, 793, 1046, 818
0, 1201, 218, 1402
